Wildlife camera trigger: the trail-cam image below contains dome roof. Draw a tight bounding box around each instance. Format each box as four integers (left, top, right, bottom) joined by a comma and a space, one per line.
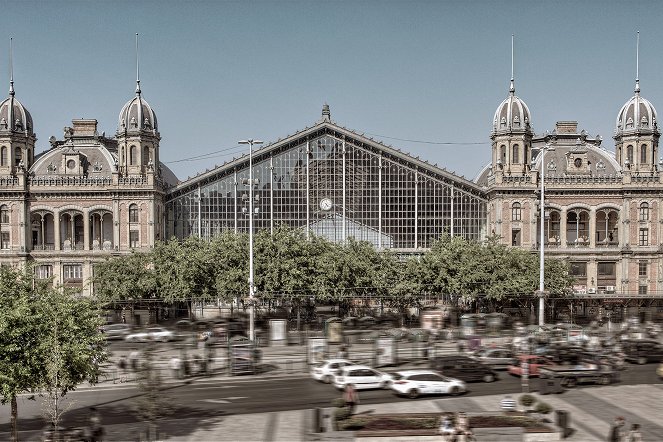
492, 81, 531, 134
615, 87, 658, 135
118, 84, 158, 133
0, 95, 33, 134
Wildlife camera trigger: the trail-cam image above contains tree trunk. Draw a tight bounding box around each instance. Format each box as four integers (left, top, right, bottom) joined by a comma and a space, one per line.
11, 395, 18, 442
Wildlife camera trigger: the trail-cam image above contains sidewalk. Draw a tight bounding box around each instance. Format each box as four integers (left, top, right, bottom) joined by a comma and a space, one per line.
163, 384, 663, 441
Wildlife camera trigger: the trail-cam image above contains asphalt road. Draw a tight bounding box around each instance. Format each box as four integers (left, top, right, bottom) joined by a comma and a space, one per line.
1, 362, 661, 441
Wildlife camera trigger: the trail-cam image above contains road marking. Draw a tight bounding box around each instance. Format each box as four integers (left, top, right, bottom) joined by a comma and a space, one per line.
200, 399, 231, 404
193, 385, 236, 390
225, 396, 248, 400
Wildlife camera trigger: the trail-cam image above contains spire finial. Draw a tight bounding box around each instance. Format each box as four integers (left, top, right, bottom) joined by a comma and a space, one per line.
135, 33, 141, 96
9, 37, 14, 97
635, 31, 640, 94
322, 103, 331, 122
509, 34, 515, 94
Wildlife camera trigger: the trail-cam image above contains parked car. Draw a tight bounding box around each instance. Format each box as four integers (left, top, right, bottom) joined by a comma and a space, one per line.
391, 370, 466, 399
310, 359, 352, 384
471, 347, 517, 370
507, 355, 553, 377
100, 323, 132, 340
429, 355, 498, 382
657, 363, 663, 379
622, 339, 663, 364
333, 365, 393, 390
125, 326, 175, 343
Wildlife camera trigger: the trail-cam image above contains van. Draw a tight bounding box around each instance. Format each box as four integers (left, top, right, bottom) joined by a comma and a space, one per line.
430, 355, 498, 383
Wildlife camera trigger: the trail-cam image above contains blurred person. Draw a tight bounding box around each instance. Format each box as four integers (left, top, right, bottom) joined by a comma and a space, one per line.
87, 407, 103, 442
608, 416, 626, 442
343, 383, 358, 415
128, 349, 140, 372
169, 355, 182, 379
117, 355, 128, 382
628, 423, 642, 442
438, 413, 455, 442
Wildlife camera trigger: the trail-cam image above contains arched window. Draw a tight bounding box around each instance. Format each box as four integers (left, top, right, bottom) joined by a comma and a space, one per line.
14, 147, 21, 166
512, 144, 520, 164
500, 145, 506, 165
511, 202, 522, 221
142, 146, 150, 166
130, 145, 137, 165
640, 144, 648, 164
0, 205, 8, 223
129, 204, 139, 223
639, 202, 649, 221
0, 146, 6, 166
626, 145, 634, 164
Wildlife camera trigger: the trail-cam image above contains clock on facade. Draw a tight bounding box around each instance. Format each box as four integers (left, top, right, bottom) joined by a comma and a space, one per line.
67, 159, 76, 169
319, 198, 333, 211
574, 158, 582, 168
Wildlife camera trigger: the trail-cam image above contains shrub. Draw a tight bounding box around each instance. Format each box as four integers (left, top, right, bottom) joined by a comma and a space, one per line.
331, 398, 346, 408
334, 407, 352, 422
519, 394, 536, 408
535, 402, 553, 415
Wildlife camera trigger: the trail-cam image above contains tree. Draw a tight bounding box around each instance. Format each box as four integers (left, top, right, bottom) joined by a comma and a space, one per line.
0, 266, 107, 442
133, 341, 173, 441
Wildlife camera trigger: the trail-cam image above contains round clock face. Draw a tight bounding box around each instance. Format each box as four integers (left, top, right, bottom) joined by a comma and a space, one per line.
67, 159, 76, 170
319, 198, 333, 211
574, 158, 582, 168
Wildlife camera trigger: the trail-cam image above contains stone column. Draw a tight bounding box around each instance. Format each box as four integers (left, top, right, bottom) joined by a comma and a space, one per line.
54, 213, 61, 251
589, 208, 596, 248
560, 208, 568, 246
83, 210, 90, 250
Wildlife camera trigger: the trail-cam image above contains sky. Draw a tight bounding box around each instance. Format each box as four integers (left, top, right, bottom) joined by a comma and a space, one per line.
3, 0, 663, 183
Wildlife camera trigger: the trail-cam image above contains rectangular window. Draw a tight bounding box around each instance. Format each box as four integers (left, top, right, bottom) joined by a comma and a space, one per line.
638, 285, 648, 295
0, 232, 9, 249
511, 229, 521, 246
570, 262, 587, 277
129, 230, 139, 248
639, 262, 648, 277
0, 208, 8, 223
35, 264, 53, 279
597, 262, 616, 277
639, 228, 649, 246
63, 264, 83, 282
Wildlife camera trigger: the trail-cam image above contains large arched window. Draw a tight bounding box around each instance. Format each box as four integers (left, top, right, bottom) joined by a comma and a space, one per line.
500, 145, 506, 165
129, 204, 139, 223
639, 202, 650, 221
0, 205, 8, 223
130, 145, 137, 165
626, 145, 634, 164
512, 144, 520, 164
596, 209, 619, 244
0, 146, 6, 166
566, 209, 590, 244
14, 147, 21, 166
511, 202, 522, 221
640, 144, 648, 164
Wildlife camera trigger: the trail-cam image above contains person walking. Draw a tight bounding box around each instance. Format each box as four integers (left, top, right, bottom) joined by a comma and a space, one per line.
627, 423, 643, 442
608, 416, 626, 442
343, 384, 359, 415
169, 355, 182, 379
500, 395, 517, 413
117, 355, 128, 382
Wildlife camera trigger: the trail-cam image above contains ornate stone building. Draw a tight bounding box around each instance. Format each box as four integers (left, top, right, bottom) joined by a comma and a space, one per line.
477, 70, 663, 321
0, 73, 177, 295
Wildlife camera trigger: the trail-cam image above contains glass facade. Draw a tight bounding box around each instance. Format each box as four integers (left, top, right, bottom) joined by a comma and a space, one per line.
166, 129, 487, 250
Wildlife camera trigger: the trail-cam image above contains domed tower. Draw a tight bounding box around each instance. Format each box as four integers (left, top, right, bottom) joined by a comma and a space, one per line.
490, 38, 533, 178
614, 34, 659, 174
0, 40, 36, 177
116, 38, 160, 177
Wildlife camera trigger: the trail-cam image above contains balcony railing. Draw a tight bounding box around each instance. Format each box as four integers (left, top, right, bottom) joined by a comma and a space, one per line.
32, 244, 55, 251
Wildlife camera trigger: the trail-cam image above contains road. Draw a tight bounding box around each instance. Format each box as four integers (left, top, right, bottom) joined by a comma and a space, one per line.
1, 363, 661, 441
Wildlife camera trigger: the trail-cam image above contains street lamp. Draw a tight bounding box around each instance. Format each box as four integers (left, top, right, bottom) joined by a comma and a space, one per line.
239, 139, 263, 342
537, 143, 553, 327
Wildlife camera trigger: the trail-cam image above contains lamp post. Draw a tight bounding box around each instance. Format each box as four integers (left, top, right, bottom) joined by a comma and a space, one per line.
239, 139, 263, 342
538, 143, 552, 327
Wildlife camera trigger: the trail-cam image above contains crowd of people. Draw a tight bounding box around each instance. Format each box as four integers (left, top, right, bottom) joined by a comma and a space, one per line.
438, 412, 475, 442
609, 416, 643, 442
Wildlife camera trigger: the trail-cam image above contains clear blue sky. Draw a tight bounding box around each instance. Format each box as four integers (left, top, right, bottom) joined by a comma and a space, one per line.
3, 0, 663, 182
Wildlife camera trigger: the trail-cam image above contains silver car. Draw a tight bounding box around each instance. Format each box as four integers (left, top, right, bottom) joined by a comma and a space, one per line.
471, 347, 517, 370
101, 323, 132, 340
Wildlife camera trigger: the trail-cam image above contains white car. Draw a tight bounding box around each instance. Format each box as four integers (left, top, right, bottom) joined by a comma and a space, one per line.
333, 365, 393, 390
390, 370, 466, 399
311, 359, 352, 384
125, 326, 174, 343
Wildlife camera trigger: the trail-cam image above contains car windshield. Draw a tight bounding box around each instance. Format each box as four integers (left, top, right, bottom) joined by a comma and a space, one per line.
392, 374, 404, 380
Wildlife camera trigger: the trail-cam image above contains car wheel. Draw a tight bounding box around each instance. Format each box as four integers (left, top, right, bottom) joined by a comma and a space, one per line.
407, 389, 420, 399
483, 373, 495, 383
380, 380, 392, 389
323, 375, 333, 384
450, 386, 461, 396
637, 356, 647, 365
564, 377, 577, 388
600, 375, 611, 386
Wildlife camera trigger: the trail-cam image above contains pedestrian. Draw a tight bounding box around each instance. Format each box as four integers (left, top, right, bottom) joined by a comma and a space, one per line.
88, 407, 103, 442
438, 413, 455, 442
608, 416, 626, 442
500, 395, 517, 413
627, 423, 643, 442
117, 355, 128, 382
129, 349, 140, 372
169, 355, 182, 379
343, 384, 359, 415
